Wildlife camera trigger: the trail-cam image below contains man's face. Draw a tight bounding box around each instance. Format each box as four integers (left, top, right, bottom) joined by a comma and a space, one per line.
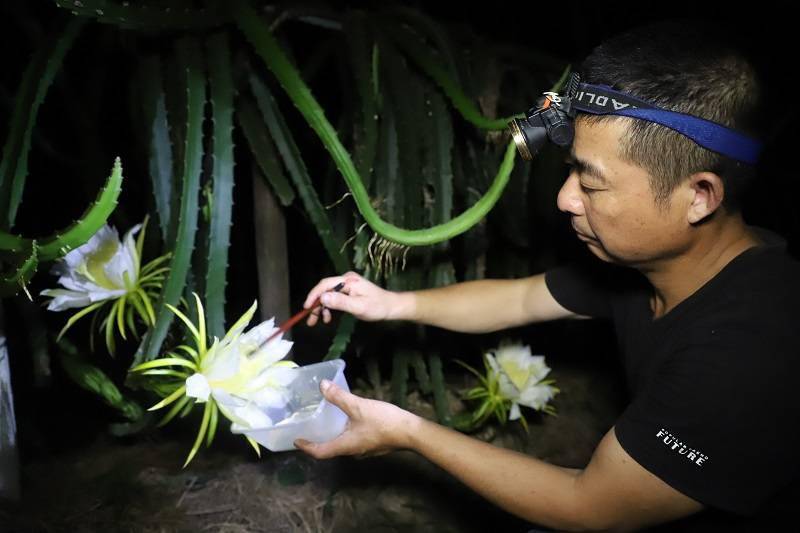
556, 119, 690, 267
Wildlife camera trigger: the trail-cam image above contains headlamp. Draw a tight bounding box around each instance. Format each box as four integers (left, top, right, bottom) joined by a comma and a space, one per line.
508, 72, 762, 165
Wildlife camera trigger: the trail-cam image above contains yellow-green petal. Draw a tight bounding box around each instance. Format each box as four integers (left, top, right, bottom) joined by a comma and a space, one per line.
148, 384, 187, 411
166, 303, 202, 349
56, 300, 106, 341
157, 394, 191, 427
183, 400, 212, 468
131, 357, 197, 372
245, 436, 261, 458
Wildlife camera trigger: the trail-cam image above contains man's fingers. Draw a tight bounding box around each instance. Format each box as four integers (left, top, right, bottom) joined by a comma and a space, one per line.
306, 308, 321, 326
304, 271, 366, 309
318, 292, 348, 313
294, 436, 354, 460
303, 276, 343, 309
294, 438, 329, 458
320, 379, 356, 417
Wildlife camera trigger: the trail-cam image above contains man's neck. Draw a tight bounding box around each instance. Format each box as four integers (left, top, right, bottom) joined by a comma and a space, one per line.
643, 216, 760, 318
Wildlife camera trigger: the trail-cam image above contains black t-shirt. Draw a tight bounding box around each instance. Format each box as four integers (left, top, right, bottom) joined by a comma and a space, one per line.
545, 230, 800, 531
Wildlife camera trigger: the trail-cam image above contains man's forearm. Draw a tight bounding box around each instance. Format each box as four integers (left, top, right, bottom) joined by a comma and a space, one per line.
391, 275, 572, 333
404, 415, 588, 530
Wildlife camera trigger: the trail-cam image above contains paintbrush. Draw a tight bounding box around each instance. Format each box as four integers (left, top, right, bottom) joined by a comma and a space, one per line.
256, 281, 346, 350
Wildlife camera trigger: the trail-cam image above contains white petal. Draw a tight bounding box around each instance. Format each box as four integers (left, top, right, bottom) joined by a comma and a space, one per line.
496, 372, 519, 400
246, 364, 298, 393
40, 289, 93, 311
103, 247, 136, 289
485, 353, 501, 375
518, 384, 556, 411
221, 301, 260, 346
62, 225, 115, 268
509, 402, 521, 420
238, 319, 277, 352
122, 224, 142, 281
202, 340, 241, 381
529, 355, 551, 381
496, 343, 535, 390
185, 373, 211, 402
87, 288, 126, 302
122, 224, 142, 255
250, 338, 294, 367
210, 389, 245, 409
58, 274, 101, 293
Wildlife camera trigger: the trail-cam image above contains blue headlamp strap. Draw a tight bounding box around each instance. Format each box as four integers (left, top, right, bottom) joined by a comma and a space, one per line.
571, 83, 762, 165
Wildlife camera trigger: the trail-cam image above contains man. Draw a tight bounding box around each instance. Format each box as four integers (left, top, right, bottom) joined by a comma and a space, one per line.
295, 20, 800, 531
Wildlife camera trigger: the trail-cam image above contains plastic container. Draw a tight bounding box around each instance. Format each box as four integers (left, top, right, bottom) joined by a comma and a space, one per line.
233, 359, 349, 452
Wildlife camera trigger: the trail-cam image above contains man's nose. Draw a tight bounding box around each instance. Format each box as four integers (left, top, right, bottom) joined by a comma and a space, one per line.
557, 173, 585, 216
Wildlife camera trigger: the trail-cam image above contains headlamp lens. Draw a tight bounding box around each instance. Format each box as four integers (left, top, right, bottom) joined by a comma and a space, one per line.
509, 118, 533, 161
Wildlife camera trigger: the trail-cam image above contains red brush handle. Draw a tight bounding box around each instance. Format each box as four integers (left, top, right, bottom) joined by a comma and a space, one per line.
260, 281, 345, 346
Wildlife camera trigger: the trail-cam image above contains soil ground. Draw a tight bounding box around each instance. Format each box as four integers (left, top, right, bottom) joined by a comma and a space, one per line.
0, 353, 626, 533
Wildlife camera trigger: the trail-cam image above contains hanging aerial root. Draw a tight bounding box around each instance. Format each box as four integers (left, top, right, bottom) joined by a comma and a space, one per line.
324, 191, 353, 210
340, 222, 368, 254
366, 233, 411, 278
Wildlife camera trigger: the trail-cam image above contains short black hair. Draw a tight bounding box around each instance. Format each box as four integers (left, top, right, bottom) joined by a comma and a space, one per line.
578, 19, 764, 212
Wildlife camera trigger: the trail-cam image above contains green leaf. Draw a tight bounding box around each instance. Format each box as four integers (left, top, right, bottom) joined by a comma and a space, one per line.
135, 38, 205, 365
57, 341, 143, 422
391, 349, 409, 409
0, 228, 28, 252
139, 56, 174, 241
0, 18, 85, 228
248, 73, 350, 273
236, 95, 296, 206
0, 239, 38, 297
205, 32, 237, 340
382, 20, 519, 131
235, 2, 518, 247
37, 157, 124, 261
410, 351, 431, 394
322, 313, 356, 361
343, 12, 379, 189
53, 0, 229, 31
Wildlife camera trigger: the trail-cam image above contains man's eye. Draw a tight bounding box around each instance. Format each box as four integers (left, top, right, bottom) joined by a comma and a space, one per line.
580, 183, 600, 193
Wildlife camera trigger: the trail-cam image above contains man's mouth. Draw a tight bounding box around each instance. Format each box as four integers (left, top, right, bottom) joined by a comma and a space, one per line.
571, 222, 594, 241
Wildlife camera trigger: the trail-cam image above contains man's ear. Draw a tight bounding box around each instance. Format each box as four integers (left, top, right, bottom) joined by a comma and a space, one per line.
686, 171, 725, 224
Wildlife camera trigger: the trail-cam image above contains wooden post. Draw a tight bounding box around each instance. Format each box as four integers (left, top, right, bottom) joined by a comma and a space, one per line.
251, 168, 291, 337
0, 303, 21, 501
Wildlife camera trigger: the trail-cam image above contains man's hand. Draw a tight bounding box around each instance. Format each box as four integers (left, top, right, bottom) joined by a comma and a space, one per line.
303, 271, 407, 326
293, 379, 419, 458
